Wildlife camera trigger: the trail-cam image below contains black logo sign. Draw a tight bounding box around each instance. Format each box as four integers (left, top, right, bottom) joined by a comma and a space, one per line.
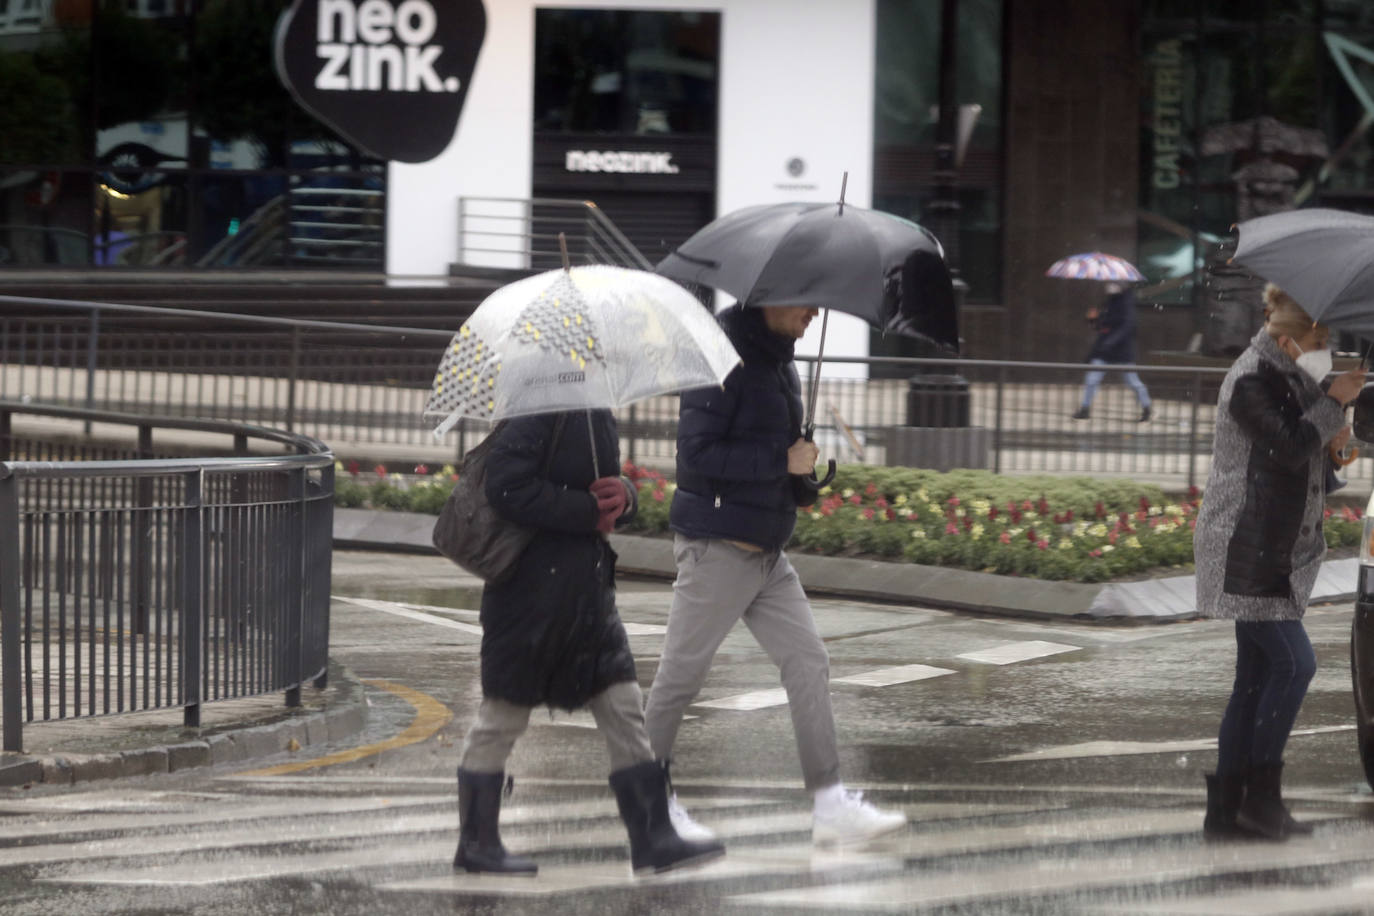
274, 0, 486, 163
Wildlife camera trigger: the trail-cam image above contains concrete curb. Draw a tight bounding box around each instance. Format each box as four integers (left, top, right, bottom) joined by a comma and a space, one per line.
334, 507, 1362, 624
0, 661, 369, 788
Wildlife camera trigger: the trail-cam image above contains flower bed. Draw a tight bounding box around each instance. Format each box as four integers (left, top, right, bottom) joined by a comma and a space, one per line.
334, 460, 1366, 584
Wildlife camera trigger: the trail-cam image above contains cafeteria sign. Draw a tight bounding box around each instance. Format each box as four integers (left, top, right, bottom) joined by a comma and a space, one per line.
274, 0, 486, 162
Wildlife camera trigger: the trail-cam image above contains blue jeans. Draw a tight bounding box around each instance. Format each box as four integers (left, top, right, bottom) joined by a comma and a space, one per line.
1080, 359, 1151, 408
1216, 620, 1317, 773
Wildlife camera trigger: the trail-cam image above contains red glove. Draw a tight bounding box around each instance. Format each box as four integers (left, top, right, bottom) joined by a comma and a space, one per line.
591, 477, 627, 534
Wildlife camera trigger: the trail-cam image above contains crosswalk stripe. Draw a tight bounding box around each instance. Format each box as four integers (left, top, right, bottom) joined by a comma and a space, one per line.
1085, 876, 1374, 915
693, 688, 791, 711
726, 829, 1373, 911
956, 640, 1081, 665
832, 664, 956, 686
986, 724, 1359, 763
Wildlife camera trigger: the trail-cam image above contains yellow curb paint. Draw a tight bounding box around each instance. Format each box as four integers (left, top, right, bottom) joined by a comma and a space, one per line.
236, 679, 452, 777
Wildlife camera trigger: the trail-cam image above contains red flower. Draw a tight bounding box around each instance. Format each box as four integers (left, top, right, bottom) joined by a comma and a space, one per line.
945, 522, 959, 535
1036, 496, 1049, 516
1009, 508, 1023, 524
346, 460, 360, 476
905, 511, 918, 521
875, 497, 889, 508
886, 508, 897, 521
1094, 501, 1106, 519
653, 490, 665, 502
863, 508, 876, 520
1022, 499, 1034, 511
1324, 507, 1332, 519
1189, 518, 1197, 530
948, 496, 961, 506
1036, 539, 1049, 550
1090, 548, 1102, 558
1064, 509, 1074, 521
374, 464, 387, 478
1026, 527, 1037, 542
963, 516, 973, 532
865, 483, 878, 496
1109, 530, 1118, 544
849, 494, 862, 505
1139, 496, 1151, 512
999, 531, 1012, 544
1188, 484, 1200, 500
1136, 509, 1148, 521
821, 506, 834, 516
987, 506, 999, 520
414, 464, 429, 475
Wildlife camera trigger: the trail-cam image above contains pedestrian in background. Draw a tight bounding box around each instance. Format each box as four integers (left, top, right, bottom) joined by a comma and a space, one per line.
453, 410, 724, 876
1071, 282, 1152, 422
643, 303, 908, 846
1193, 284, 1364, 840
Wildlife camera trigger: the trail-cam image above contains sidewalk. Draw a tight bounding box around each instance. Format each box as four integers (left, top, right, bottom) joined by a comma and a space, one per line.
4, 508, 1361, 790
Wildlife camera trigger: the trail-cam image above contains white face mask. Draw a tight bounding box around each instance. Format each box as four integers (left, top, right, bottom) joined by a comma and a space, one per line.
1291, 342, 1333, 383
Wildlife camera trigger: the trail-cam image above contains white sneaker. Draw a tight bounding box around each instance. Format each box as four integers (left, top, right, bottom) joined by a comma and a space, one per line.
812, 789, 907, 845
667, 793, 717, 842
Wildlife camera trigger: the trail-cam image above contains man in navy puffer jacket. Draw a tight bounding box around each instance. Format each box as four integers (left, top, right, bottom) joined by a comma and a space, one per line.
644, 304, 908, 846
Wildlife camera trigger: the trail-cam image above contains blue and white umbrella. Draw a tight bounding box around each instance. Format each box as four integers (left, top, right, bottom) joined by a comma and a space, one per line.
1045, 252, 1145, 282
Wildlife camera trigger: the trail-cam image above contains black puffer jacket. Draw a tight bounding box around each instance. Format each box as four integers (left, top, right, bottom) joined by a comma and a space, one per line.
478, 409, 637, 709
670, 307, 817, 550
1087, 288, 1138, 363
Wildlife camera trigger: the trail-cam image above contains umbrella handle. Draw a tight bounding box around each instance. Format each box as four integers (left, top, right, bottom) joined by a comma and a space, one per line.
797, 423, 837, 491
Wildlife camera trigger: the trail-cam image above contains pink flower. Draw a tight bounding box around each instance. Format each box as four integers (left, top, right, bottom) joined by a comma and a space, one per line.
999, 531, 1011, 544
849, 494, 862, 506
905, 511, 918, 521
1090, 548, 1102, 558
874, 497, 889, 509
374, 464, 387, 478
652, 490, 665, 502
865, 483, 878, 496
1036, 539, 1048, 550
863, 508, 875, 521
945, 522, 959, 535
821, 506, 834, 516
948, 497, 961, 506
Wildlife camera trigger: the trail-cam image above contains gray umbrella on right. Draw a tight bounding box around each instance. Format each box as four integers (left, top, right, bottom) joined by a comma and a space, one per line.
1230, 207, 1374, 334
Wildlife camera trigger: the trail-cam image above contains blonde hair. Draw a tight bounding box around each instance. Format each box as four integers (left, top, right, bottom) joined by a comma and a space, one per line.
1262, 284, 1324, 344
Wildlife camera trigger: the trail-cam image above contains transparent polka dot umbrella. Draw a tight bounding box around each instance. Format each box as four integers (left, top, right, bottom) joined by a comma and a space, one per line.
425, 265, 741, 436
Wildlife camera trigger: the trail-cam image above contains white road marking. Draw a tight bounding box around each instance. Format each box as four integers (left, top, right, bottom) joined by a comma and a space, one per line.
726, 828, 1368, 911
956, 640, 1081, 665
333, 596, 483, 634
623, 622, 667, 636
832, 664, 956, 687
986, 724, 1358, 763
1087, 879, 1374, 914
693, 688, 791, 711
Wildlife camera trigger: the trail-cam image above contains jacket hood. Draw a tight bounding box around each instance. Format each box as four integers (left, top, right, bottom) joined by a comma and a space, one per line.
720, 305, 798, 365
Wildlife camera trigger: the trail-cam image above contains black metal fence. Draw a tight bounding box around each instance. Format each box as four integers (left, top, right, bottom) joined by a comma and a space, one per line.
5, 293, 1364, 491
0, 402, 334, 753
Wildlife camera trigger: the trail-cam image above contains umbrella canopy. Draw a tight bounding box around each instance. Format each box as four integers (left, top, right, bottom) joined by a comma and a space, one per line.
656, 201, 958, 352
1231, 208, 1374, 332
1045, 252, 1146, 282
424, 266, 740, 436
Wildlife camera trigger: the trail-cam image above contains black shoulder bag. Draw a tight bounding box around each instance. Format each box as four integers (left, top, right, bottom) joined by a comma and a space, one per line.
432, 414, 567, 583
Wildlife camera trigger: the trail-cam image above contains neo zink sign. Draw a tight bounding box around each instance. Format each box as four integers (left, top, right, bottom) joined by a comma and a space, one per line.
275, 0, 486, 162
565, 150, 680, 175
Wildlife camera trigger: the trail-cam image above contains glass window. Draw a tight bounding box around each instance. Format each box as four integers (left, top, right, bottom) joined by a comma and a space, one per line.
534, 10, 720, 136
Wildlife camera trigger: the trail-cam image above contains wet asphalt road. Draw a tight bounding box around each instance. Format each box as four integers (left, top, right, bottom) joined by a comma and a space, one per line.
1, 549, 1372, 915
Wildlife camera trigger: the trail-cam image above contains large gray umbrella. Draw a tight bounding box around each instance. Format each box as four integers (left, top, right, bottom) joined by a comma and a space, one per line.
1231, 207, 1374, 333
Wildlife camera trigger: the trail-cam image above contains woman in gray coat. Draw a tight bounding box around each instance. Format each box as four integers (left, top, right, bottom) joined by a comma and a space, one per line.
1194, 284, 1364, 840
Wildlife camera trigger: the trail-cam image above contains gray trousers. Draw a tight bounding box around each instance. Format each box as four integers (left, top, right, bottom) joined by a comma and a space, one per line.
460, 680, 654, 774
644, 536, 840, 790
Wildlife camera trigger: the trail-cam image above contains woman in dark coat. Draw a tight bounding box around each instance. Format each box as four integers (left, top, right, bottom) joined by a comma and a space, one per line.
1194, 284, 1364, 840
1071, 283, 1153, 421
452, 409, 723, 877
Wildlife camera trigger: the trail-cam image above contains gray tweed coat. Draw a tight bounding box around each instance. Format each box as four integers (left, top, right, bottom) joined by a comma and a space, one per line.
1193, 328, 1346, 621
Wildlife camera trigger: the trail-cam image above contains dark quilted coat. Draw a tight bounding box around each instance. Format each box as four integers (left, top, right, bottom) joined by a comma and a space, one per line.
1087, 288, 1139, 363
478, 409, 637, 709
670, 306, 817, 551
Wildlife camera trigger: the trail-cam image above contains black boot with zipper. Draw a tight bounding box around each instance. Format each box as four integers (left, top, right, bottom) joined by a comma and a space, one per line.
609, 760, 725, 875
453, 769, 538, 875
1235, 762, 1311, 840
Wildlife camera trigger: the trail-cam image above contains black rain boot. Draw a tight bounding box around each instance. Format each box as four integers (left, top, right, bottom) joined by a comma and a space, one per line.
1235, 762, 1309, 840
453, 769, 537, 875
609, 760, 725, 875
1203, 771, 1255, 840
1071, 406, 1090, 420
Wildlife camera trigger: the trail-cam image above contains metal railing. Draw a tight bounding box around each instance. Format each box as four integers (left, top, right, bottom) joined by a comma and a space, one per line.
0, 401, 334, 752
456, 196, 653, 271
5, 292, 1364, 490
